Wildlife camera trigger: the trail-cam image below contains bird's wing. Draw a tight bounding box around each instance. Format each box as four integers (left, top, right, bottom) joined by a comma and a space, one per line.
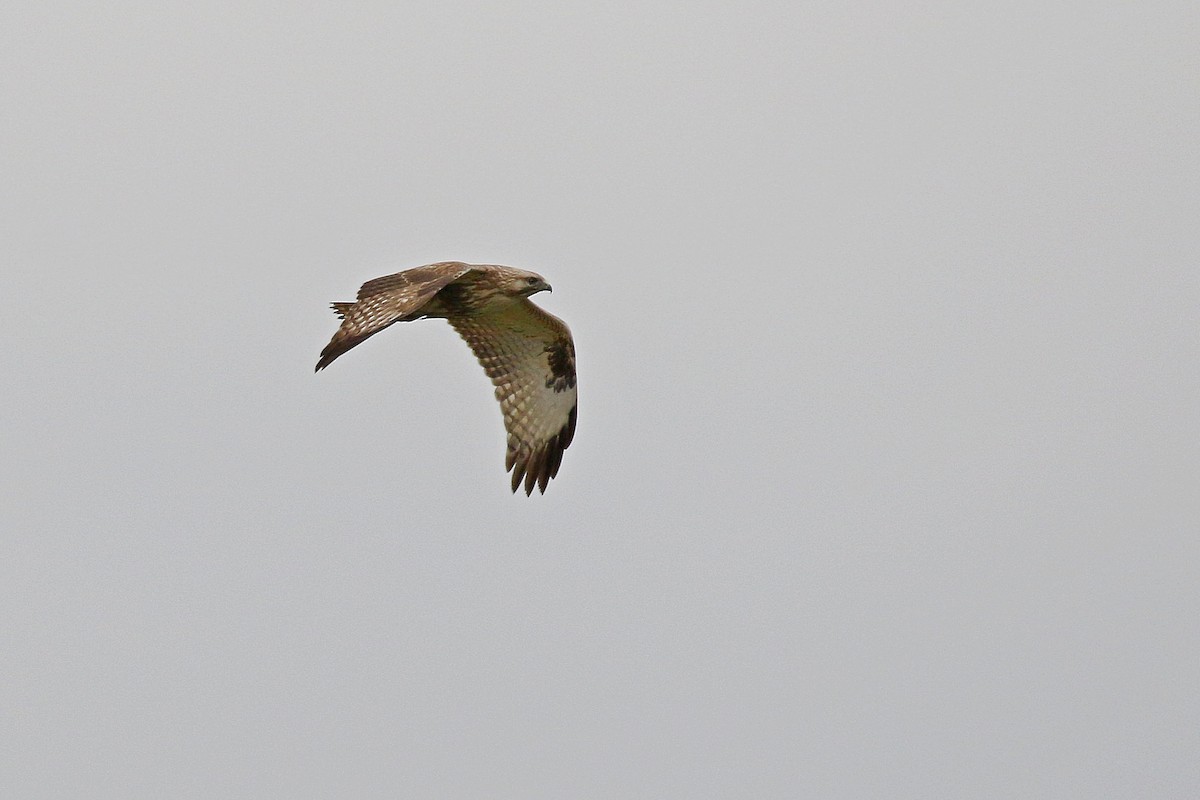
316, 262, 476, 371
450, 299, 577, 495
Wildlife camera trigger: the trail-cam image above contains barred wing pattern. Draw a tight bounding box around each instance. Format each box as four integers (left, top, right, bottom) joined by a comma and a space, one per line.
450, 300, 577, 495
315, 262, 475, 371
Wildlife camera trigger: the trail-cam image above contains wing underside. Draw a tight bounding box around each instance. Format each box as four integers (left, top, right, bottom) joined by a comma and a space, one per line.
451, 300, 577, 494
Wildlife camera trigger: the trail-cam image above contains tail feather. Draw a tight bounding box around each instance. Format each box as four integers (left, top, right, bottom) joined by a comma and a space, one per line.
331, 301, 355, 319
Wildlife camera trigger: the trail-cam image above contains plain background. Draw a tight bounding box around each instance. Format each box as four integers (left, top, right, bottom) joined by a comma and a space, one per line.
2, 1, 1197, 797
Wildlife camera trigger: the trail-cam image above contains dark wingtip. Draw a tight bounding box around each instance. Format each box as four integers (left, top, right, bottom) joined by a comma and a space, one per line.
314, 349, 337, 372
314, 330, 369, 373
506, 406, 577, 496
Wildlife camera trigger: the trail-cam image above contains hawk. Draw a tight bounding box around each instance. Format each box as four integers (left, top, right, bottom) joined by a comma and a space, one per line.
316, 262, 577, 495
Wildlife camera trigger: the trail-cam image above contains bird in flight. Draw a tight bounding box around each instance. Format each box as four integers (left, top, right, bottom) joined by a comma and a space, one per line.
316, 262, 577, 495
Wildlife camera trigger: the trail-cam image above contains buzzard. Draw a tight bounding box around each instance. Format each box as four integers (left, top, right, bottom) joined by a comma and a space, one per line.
316, 262, 577, 495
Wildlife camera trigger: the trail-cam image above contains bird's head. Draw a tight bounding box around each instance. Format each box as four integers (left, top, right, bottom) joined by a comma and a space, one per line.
507, 270, 552, 297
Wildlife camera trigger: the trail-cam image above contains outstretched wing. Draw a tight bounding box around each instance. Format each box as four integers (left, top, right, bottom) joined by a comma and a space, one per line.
450, 299, 578, 495
316, 262, 476, 371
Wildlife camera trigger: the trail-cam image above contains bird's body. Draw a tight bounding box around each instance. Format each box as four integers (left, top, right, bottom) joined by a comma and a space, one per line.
316, 262, 577, 495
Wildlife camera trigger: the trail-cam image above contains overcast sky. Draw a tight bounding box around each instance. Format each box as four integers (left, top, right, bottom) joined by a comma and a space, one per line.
2, 1, 1197, 797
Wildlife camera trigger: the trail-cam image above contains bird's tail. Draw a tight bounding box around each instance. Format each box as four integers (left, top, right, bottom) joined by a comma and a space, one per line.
331, 302, 355, 320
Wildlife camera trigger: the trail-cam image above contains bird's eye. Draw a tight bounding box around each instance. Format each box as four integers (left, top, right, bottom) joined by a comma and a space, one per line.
526, 277, 539, 284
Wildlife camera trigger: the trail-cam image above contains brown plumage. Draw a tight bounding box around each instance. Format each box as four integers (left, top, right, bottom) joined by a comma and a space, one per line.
316, 261, 577, 495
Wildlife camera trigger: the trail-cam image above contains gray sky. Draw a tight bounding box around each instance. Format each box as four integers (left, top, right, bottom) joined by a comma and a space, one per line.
3, 1, 1197, 797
